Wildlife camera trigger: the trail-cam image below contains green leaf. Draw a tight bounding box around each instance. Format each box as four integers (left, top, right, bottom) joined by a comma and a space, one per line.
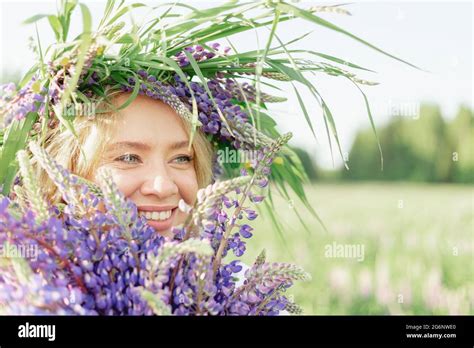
164, 0, 252, 35
18, 65, 39, 88
59, 0, 78, 42
266, 58, 300, 81
321, 96, 348, 170
49, 4, 87, 140
35, 24, 45, 78
114, 71, 140, 111
255, 8, 280, 131
79, 3, 92, 35
22, 14, 49, 24
292, 82, 317, 142
0, 112, 37, 196
290, 49, 375, 72
47, 15, 62, 41
105, 3, 146, 27
166, 2, 261, 54
133, 59, 174, 71
116, 33, 137, 44
350, 79, 384, 170
99, 0, 123, 28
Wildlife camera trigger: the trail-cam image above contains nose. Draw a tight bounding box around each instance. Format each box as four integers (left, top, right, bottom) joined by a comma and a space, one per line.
140, 168, 179, 199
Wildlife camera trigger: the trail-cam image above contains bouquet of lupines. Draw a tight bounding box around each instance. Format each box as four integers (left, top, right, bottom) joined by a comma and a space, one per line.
0, 138, 310, 315
0, 1, 415, 315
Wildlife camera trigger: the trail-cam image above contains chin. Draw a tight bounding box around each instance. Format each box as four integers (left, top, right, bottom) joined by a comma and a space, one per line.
155, 227, 174, 240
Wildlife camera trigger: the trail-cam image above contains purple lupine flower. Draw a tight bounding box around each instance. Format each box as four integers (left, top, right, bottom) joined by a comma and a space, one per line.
239, 224, 253, 238
1, 78, 48, 126
137, 69, 148, 78
244, 209, 258, 220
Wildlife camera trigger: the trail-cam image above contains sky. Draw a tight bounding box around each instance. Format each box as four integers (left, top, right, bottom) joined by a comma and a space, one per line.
1, 0, 472, 169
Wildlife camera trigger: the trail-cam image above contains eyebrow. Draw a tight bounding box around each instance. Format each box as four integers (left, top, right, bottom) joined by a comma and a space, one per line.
169, 140, 192, 151
107, 140, 191, 152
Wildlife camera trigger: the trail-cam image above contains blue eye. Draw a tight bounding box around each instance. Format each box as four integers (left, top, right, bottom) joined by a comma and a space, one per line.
116, 154, 141, 164
174, 155, 193, 164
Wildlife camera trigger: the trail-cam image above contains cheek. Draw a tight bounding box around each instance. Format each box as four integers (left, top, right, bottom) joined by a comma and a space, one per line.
94, 166, 140, 198
175, 170, 199, 205
173, 170, 199, 225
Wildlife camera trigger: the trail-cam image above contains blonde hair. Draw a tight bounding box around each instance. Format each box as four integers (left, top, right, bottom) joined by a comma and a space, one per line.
35, 91, 214, 204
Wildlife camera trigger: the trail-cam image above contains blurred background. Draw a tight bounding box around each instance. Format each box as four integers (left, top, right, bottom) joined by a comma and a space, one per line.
1, 0, 473, 314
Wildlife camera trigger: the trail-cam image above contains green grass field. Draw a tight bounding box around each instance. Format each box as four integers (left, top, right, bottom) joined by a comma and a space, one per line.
238, 182, 474, 314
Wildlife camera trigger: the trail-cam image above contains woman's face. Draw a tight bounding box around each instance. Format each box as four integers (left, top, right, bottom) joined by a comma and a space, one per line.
94, 94, 198, 239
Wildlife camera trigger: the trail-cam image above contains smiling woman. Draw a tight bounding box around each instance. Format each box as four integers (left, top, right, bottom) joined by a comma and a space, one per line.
35, 92, 214, 239
95, 94, 213, 238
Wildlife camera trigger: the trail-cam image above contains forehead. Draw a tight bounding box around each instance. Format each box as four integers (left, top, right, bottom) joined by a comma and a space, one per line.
110, 94, 189, 148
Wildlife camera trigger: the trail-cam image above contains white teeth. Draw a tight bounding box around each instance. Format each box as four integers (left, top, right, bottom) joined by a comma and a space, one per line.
139, 210, 172, 221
